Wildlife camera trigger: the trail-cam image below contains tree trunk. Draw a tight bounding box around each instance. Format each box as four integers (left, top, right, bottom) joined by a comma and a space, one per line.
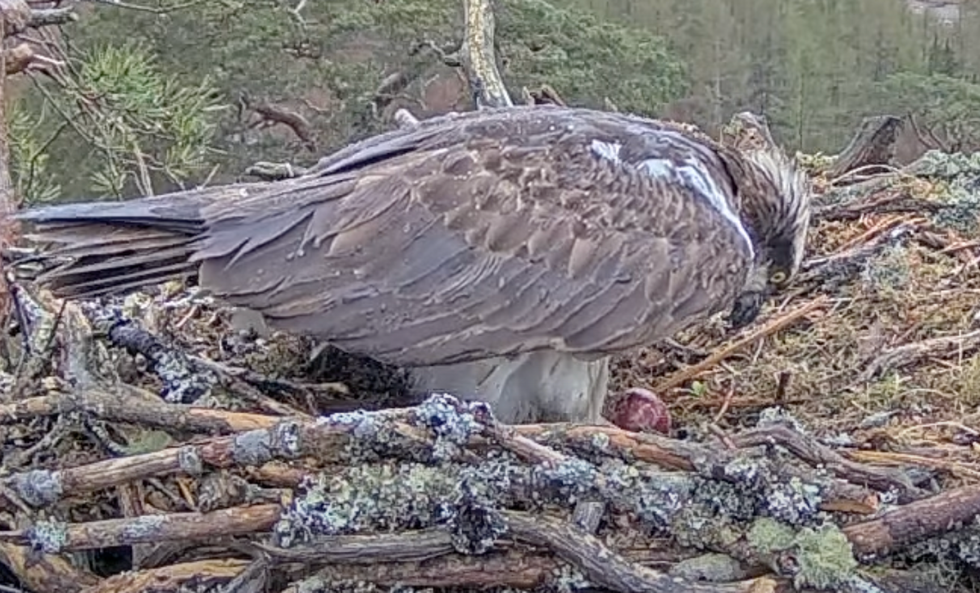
460, 0, 512, 109
0, 1, 26, 320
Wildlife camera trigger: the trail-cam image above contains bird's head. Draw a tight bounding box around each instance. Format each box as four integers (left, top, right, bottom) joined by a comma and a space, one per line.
724, 142, 812, 329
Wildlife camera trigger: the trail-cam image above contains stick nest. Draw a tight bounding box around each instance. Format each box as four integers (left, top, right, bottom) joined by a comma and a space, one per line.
3, 151, 980, 593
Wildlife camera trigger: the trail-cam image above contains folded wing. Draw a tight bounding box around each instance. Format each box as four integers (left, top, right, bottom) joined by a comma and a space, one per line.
194, 106, 756, 367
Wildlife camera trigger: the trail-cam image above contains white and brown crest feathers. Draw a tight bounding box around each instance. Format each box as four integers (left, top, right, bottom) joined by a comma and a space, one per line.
720, 112, 812, 280
740, 147, 811, 275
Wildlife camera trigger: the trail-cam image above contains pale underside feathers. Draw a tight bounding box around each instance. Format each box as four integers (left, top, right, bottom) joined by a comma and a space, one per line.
18, 105, 760, 368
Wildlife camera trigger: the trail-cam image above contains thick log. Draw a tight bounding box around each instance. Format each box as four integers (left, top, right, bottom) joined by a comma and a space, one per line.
826, 115, 904, 180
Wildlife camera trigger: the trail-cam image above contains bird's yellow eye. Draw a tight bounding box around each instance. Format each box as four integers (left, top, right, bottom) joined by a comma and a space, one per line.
770, 270, 788, 286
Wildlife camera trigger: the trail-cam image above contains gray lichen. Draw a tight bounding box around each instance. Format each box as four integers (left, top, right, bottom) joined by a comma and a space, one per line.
904, 518, 980, 570
915, 150, 980, 179
81, 299, 216, 403
289, 397, 832, 568
861, 243, 911, 294
11, 469, 64, 508
272, 461, 507, 553
756, 406, 810, 434
320, 393, 490, 465
121, 514, 166, 539
411, 393, 489, 461
273, 464, 449, 546
668, 552, 754, 582
26, 518, 69, 554
177, 445, 204, 476
448, 477, 507, 554
761, 476, 824, 525
549, 562, 591, 592
915, 150, 980, 236
231, 422, 302, 466
533, 457, 599, 506
320, 409, 392, 462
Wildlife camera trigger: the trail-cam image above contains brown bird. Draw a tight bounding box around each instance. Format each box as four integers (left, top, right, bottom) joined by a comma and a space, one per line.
14, 105, 810, 425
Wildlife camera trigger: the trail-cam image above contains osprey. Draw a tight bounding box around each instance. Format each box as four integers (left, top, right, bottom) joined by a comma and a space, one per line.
13, 105, 810, 424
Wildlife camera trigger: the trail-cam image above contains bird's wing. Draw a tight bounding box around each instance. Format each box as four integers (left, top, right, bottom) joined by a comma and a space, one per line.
193, 106, 755, 367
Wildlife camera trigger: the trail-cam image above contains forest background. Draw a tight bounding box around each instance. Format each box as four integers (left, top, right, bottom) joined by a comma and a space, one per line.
9, 0, 980, 205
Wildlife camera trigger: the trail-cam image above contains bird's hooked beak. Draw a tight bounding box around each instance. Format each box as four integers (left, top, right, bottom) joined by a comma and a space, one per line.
726, 284, 774, 330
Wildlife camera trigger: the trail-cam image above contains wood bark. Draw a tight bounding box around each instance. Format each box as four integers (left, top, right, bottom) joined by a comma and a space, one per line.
843, 483, 980, 559
4, 2, 978, 592
459, 0, 512, 108
826, 114, 904, 180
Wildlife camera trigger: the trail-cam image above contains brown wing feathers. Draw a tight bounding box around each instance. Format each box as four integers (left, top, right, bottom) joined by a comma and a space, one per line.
14, 184, 276, 298
16, 106, 757, 367
197, 111, 750, 365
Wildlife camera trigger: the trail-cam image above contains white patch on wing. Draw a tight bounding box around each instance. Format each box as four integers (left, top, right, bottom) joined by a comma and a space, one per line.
590, 139, 622, 162
588, 139, 754, 259
673, 157, 754, 259
637, 158, 673, 178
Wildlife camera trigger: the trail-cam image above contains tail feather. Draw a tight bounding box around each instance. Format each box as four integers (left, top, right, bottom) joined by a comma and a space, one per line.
42, 259, 198, 299
14, 194, 212, 299
23, 225, 191, 258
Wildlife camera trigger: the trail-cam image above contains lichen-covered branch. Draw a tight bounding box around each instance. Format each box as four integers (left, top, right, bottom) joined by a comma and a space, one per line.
843, 484, 980, 559
2, 280, 970, 592
2, 504, 281, 551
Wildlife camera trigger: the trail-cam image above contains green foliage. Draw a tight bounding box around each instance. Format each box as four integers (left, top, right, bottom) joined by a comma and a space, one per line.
21, 0, 980, 192
8, 103, 62, 205
498, 0, 686, 115
47, 0, 685, 183
15, 38, 222, 200
58, 40, 222, 197
580, 0, 973, 153
873, 72, 980, 150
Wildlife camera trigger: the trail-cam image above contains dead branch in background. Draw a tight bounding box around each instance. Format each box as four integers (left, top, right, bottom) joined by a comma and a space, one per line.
825, 114, 904, 182
906, 112, 951, 153
521, 83, 566, 106
240, 92, 317, 152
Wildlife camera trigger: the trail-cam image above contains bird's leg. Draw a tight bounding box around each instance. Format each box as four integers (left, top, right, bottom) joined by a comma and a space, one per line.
591, 415, 618, 427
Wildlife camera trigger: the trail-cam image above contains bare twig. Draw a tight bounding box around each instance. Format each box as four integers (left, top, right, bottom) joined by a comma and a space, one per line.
860, 330, 980, 382
655, 297, 830, 392
242, 95, 316, 152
